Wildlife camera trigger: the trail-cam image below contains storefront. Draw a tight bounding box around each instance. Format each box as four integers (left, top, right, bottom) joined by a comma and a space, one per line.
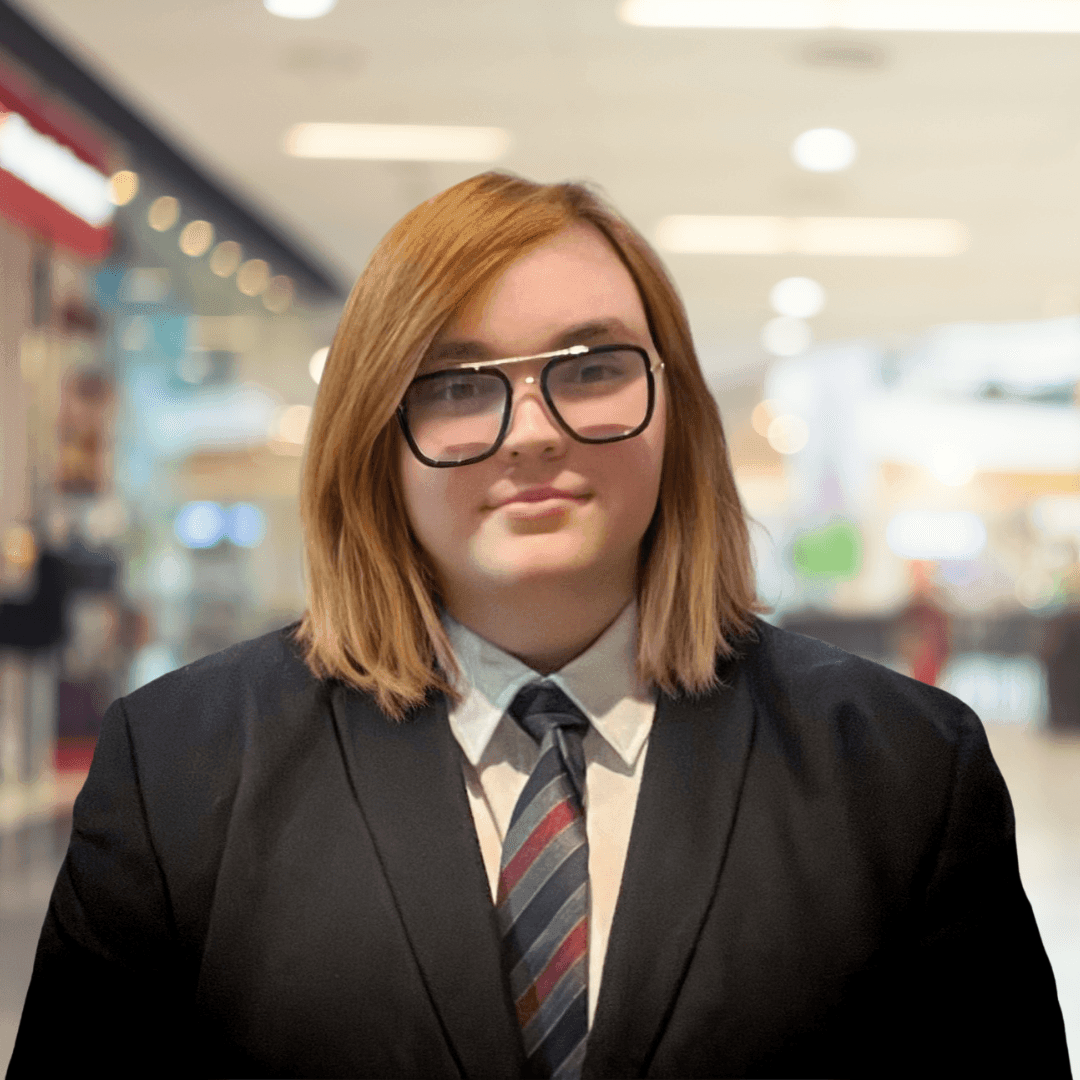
0, 2, 344, 803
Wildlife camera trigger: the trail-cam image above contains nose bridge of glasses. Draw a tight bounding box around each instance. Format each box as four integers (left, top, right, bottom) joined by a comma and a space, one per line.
505, 369, 564, 439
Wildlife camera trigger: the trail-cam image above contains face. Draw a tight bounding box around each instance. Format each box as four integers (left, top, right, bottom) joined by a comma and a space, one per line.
398, 223, 667, 611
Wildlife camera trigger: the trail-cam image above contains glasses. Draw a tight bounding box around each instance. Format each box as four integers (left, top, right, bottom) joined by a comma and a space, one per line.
397, 343, 664, 467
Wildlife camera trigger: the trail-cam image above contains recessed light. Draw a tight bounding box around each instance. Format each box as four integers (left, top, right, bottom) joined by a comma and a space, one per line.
179, 220, 215, 257
620, 0, 1080, 33
656, 215, 968, 256
791, 128, 857, 172
770, 277, 826, 318
264, 0, 336, 18
283, 123, 511, 162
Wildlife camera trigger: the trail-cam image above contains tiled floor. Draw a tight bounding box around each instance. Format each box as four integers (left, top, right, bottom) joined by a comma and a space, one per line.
1, 726, 1077, 1073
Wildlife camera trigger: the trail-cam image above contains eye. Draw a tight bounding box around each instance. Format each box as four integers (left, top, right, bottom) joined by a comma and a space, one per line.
550, 350, 640, 391
407, 371, 504, 414
575, 362, 619, 383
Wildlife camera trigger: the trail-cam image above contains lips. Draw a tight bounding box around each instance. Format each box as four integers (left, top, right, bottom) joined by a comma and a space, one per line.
495, 487, 586, 507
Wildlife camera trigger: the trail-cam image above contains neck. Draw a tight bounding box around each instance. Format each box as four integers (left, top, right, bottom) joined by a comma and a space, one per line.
444, 576, 633, 674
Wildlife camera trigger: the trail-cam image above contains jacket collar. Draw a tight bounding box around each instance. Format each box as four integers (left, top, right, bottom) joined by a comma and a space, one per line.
331, 648, 756, 1079
330, 686, 527, 1080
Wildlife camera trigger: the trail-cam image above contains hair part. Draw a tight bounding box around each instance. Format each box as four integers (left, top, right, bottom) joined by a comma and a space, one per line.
296, 172, 759, 719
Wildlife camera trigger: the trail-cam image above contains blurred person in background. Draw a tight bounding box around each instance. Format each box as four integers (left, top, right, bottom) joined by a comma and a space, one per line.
9, 174, 1071, 1079
895, 560, 952, 686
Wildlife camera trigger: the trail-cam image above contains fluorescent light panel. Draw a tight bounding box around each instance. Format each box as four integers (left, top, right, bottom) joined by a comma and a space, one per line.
0, 112, 113, 227
621, 0, 1080, 32
283, 123, 511, 162
656, 215, 968, 256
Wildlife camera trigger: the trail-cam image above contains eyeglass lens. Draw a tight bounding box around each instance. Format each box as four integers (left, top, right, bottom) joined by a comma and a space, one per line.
403, 348, 650, 464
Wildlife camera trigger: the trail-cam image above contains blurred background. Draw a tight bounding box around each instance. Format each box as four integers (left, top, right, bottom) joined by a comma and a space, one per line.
0, 0, 1077, 1067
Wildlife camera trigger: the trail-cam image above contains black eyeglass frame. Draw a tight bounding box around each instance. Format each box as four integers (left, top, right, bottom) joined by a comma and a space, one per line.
396, 343, 664, 468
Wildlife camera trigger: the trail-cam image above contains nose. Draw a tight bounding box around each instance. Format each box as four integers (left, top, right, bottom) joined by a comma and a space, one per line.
499, 375, 568, 459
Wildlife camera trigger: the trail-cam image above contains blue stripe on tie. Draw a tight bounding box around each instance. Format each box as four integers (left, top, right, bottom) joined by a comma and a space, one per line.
507, 878, 588, 998
552, 1034, 588, 1080
529, 979, 588, 1077
501, 771, 575, 867
522, 952, 588, 1055
501, 680, 590, 1079
498, 820, 583, 933
503, 848, 588, 976
512, 743, 566, 818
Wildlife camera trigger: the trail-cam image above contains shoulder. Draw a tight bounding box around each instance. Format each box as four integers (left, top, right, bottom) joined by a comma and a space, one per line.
743, 617, 975, 727
735, 618, 986, 775
117, 623, 330, 758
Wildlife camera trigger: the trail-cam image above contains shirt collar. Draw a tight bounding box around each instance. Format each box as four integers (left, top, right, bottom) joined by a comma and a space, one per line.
444, 602, 655, 770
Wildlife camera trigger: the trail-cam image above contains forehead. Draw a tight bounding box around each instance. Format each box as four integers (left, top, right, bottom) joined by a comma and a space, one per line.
428, 223, 652, 363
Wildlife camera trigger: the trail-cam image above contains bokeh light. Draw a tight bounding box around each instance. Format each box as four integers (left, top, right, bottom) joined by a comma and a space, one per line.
209, 240, 243, 277
179, 219, 215, 257
790, 127, 858, 172
174, 501, 226, 549
108, 169, 139, 205
147, 194, 180, 231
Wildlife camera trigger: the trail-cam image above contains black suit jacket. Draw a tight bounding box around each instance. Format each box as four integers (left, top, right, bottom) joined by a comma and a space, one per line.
9, 620, 1071, 1078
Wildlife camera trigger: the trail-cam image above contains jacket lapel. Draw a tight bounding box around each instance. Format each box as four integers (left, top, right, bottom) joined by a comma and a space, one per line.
331, 685, 526, 1080
584, 658, 756, 1078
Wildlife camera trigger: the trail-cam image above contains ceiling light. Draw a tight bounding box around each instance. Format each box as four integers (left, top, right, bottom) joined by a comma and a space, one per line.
619, 0, 1080, 33
770, 276, 826, 317
886, 511, 987, 560
762, 317, 812, 357
109, 170, 139, 206
656, 215, 968, 256
237, 259, 270, 296
0, 112, 113, 227
264, 0, 337, 17
791, 127, 857, 172
309, 346, 329, 384
262, 275, 294, 314
148, 195, 180, 231
179, 220, 215, 257
283, 123, 511, 162
210, 241, 242, 278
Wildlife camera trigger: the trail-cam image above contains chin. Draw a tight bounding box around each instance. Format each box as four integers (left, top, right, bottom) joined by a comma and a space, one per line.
472, 535, 602, 586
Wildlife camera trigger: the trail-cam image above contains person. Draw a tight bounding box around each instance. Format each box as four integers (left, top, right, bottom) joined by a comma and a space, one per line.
9, 173, 1071, 1079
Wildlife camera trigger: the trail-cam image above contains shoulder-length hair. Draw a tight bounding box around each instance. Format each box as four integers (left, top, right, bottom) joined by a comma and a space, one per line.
296, 172, 758, 718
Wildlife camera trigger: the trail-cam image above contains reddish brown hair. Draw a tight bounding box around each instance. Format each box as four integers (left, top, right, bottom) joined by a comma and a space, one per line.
296, 172, 757, 718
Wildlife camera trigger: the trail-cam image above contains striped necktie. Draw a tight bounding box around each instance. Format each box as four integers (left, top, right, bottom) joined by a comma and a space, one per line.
497, 681, 590, 1080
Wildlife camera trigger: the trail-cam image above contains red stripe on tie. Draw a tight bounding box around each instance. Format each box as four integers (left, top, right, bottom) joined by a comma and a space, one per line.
497, 799, 576, 906
516, 917, 588, 1027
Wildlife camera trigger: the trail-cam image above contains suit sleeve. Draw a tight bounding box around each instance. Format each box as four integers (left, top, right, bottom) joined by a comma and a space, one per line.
896, 707, 1072, 1078
7, 698, 198, 1078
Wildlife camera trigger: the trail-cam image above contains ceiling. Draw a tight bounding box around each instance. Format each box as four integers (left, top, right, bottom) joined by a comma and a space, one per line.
17, 0, 1080, 383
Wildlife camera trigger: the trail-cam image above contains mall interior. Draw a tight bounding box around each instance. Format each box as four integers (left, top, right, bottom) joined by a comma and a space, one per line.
0, 0, 1077, 1070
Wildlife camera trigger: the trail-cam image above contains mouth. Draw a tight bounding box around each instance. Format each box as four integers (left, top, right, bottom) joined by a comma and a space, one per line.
494, 487, 589, 509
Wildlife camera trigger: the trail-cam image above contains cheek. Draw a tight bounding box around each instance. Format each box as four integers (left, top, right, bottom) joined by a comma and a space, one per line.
398, 452, 482, 561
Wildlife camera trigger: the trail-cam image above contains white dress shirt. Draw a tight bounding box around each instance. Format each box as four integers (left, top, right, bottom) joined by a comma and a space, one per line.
443, 603, 657, 1028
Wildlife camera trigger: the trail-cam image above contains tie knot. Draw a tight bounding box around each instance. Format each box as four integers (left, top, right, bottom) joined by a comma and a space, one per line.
508, 681, 589, 745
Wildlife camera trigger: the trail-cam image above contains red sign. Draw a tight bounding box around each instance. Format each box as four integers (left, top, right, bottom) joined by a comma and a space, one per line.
0, 59, 114, 259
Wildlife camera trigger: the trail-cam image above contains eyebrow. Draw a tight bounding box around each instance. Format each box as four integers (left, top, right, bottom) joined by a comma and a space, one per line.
425, 318, 645, 364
